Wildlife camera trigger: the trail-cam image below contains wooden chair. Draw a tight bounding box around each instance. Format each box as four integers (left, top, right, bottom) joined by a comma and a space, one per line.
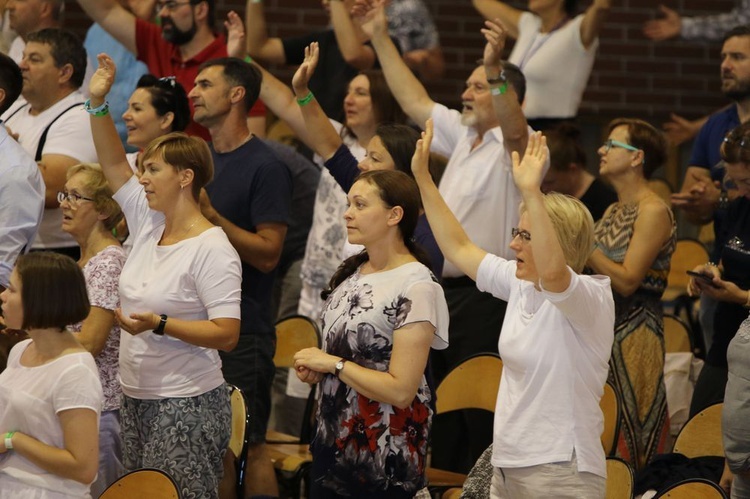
662, 239, 709, 335
442, 488, 463, 499
606, 457, 634, 499
267, 314, 321, 444
99, 468, 179, 498
427, 354, 504, 492
672, 402, 724, 458
655, 478, 728, 498
600, 381, 621, 456
229, 384, 250, 497
664, 314, 693, 354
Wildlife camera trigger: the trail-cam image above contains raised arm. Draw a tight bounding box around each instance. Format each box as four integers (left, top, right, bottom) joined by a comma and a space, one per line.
76, 0, 137, 54
482, 19, 528, 157
512, 132, 570, 292
353, 0, 434, 126
330, 0, 377, 70
471, 0, 522, 39
580, 0, 612, 49
412, 119, 487, 280
126, 0, 157, 21
291, 43, 344, 161
88, 54, 134, 192
244, 0, 286, 64
587, 199, 673, 296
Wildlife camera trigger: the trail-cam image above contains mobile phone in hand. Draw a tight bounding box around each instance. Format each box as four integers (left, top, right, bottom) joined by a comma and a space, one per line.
686, 270, 720, 288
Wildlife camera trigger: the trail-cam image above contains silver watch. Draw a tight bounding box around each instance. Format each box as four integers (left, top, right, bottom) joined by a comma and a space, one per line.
334, 359, 347, 377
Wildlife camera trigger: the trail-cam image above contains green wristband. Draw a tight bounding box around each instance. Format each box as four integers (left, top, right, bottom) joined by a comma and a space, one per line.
4, 431, 15, 450
296, 91, 315, 107
490, 81, 508, 96
84, 99, 110, 117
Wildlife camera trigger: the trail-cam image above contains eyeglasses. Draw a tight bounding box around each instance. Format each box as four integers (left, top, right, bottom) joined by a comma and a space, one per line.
511, 227, 531, 242
57, 191, 95, 206
156, 1, 194, 13
602, 139, 640, 154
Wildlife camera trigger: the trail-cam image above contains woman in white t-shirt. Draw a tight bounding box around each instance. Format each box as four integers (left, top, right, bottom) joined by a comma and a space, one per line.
88, 54, 242, 499
0, 252, 102, 499
473, 0, 612, 129
413, 124, 615, 498
292, 169, 449, 498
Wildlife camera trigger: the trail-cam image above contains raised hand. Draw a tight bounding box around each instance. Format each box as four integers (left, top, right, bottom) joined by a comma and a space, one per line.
481, 19, 507, 70
511, 131, 547, 194
643, 5, 682, 41
411, 118, 433, 182
291, 42, 320, 95
90, 53, 117, 100
225, 10, 245, 59
351, 0, 389, 39
662, 113, 705, 146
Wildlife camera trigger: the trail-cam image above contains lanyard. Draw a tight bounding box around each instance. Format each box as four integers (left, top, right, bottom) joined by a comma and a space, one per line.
517, 15, 570, 71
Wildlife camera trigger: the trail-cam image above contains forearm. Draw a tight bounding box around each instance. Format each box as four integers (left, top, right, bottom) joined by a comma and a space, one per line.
158, 316, 240, 351
336, 361, 422, 409
205, 212, 285, 272
580, 0, 611, 48
524, 190, 569, 290
370, 32, 434, 126
587, 249, 640, 296
89, 99, 134, 191
330, 1, 374, 69
256, 64, 309, 142
7, 428, 97, 484
294, 87, 343, 161
245, 0, 284, 63
414, 170, 485, 280
486, 66, 527, 157
471, 0, 520, 38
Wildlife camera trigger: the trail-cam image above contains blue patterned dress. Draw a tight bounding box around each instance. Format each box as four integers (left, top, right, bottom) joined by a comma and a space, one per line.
311, 262, 448, 498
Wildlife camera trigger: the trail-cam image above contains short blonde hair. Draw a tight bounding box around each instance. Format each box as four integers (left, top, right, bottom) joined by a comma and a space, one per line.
66, 163, 123, 231
138, 132, 214, 201
520, 193, 594, 273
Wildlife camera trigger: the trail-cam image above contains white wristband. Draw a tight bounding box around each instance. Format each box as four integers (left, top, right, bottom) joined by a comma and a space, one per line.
4, 432, 14, 450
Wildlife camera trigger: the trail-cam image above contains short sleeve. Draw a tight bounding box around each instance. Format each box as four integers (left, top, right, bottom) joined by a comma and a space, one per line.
475, 253, 514, 302
397, 280, 449, 350
430, 104, 465, 158
250, 157, 293, 226
86, 248, 126, 312
52, 361, 102, 415
193, 232, 242, 320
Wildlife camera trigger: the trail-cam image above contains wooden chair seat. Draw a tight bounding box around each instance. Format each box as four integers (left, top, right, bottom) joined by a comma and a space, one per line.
99, 468, 179, 498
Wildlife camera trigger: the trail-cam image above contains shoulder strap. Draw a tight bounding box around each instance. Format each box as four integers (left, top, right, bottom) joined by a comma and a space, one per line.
3, 101, 29, 123
35, 102, 85, 162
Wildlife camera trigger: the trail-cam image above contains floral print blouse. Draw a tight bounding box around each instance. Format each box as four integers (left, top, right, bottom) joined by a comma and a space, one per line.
313, 262, 449, 496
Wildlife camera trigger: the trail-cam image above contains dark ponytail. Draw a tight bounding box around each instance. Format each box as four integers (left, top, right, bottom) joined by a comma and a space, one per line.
321, 170, 430, 300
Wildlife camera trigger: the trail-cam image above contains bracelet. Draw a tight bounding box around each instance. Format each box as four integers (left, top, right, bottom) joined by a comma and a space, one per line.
244, 55, 254, 64
4, 431, 15, 450
84, 99, 109, 117
707, 261, 719, 268
490, 82, 508, 96
296, 91, 315, 107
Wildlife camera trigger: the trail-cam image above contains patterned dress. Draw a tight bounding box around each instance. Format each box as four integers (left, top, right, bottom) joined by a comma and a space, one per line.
312, 262, 448, 498
594, 199, 676, 469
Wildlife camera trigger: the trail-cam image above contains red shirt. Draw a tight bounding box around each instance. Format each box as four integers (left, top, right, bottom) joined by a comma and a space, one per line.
135, 18, 265, 140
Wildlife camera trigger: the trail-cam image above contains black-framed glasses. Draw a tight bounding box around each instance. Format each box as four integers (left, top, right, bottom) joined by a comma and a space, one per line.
57, 191, 95, 206
511, 227, 531, 242
156, 0, 194, 13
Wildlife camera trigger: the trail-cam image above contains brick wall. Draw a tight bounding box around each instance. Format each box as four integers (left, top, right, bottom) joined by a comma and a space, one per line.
66, 0, 738, 124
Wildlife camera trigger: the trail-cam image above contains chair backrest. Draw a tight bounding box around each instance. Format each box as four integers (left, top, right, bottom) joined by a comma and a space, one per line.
274, 315, 321, 368
442, 488, 463, 499
229, 384, 250, 458
436, 353, 502, 414
600, 381, 621, 456
665, 239, 710, 299
672, 402, 723, 458
656, 478, 728, 498
99, 468, 179, 498
664, 314, 693, 353
606, 457, 634, 499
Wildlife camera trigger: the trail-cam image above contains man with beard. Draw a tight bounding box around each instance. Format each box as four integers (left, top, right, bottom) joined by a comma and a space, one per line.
670, 26, 750, 366
75, 0, 265, 139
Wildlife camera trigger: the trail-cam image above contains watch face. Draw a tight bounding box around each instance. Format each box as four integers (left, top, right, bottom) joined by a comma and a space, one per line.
336, 361, 344, 370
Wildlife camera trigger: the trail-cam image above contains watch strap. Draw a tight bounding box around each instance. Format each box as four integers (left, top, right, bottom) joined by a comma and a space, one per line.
334, 359, 347, 378
153, 314, 167, 336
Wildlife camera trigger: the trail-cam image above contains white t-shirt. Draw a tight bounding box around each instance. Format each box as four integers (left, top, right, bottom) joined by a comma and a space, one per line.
430, 103, 524, 275
509, 13, 598, 119
0, 340, 102, 498
475, 254, 614, 478
1, 91, 98, 249
114, 176, 242, 399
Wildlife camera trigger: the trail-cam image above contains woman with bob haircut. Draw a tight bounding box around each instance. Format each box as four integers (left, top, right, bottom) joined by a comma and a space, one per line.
413, 122, 615, 497
0, 252, 102, 498
59, 163, 126, 496
293, 168, 449, 498
587, 117, 675, 469
88, 53, 242, 499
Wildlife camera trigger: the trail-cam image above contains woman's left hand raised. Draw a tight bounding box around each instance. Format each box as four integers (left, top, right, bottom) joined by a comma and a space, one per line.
115, 308, 158, 336
291, 42, 320, 96
511, 131, 547, 194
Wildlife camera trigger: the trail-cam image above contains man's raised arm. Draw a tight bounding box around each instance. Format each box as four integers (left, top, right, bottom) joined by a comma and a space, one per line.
76, 0, 137, 54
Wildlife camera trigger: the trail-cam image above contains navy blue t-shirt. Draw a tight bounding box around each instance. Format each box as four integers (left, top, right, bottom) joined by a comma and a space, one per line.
207, 138, 293, 337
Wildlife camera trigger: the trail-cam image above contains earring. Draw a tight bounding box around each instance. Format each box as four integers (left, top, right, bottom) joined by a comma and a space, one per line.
180, 184, 184, 190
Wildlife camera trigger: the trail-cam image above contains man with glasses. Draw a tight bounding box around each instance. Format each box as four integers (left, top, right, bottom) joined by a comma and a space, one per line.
75, 0, 265, 140
0, 28, 96, 261
0, 52, 43, 295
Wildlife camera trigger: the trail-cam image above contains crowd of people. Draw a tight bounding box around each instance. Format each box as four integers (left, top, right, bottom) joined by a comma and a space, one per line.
0, 0, 747, 498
